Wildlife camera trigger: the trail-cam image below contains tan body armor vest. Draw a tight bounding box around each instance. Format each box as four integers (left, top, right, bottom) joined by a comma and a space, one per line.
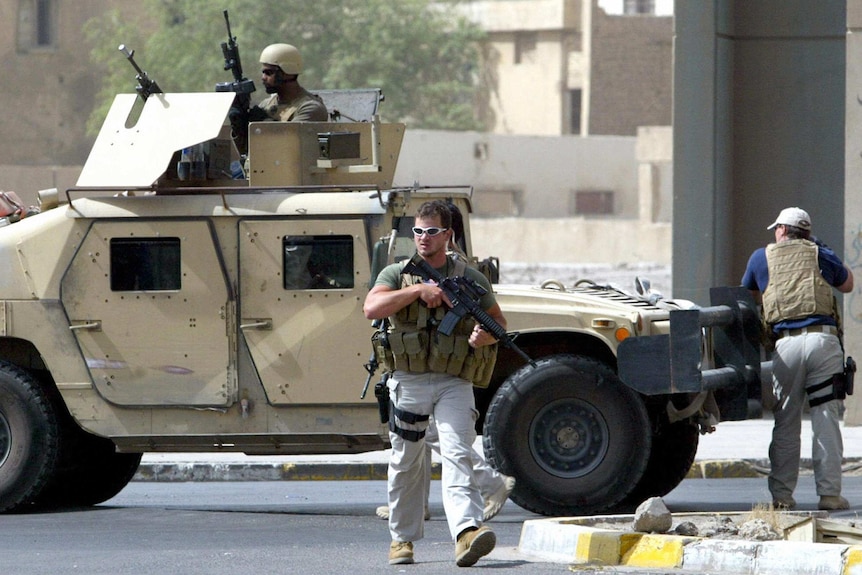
377, 257, 497, 388
762, 239, 835, 325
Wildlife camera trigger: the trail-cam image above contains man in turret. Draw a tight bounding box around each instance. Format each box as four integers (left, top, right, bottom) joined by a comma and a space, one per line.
252, 43, 328, 122
742, 207, 854, 511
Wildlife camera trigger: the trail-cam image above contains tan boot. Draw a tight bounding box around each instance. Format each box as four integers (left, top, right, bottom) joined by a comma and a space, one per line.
818, 495, 849, 510
483, 476, 515, 521
772, 496, 796, 510
389, 541, 414, 565
455, 525, 496, 567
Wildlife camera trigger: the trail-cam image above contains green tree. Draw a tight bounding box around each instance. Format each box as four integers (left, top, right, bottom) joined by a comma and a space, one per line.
85, 0, 484, 135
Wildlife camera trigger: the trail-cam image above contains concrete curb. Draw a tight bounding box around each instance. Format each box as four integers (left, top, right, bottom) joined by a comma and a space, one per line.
132, 458, 862, 482
517, 517, 862, 574
134, 462, 392, 482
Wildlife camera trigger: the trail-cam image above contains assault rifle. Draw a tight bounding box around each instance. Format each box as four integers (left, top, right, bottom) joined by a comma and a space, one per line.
402, 254, 535, 367
215, 10, 255, 99
215, 10, 257, 155
118, 44, 162, 101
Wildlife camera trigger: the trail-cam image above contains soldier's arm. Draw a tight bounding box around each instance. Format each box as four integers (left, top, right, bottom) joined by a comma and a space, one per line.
363, 282, 446, 320
837, 263, 854, 293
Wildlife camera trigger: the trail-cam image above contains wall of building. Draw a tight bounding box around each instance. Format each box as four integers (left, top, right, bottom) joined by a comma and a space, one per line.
394, 129, 642, 218
0, 0, 150, 166
466, 0, 672, 137
395, 127, 672, 265
588, 5, 673, 135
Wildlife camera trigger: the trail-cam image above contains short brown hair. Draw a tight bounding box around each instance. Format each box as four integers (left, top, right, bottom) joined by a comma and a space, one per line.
416, 200, 452, 229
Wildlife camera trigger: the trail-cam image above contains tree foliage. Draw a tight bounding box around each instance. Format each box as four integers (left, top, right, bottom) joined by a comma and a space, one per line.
85, 0, 484, 135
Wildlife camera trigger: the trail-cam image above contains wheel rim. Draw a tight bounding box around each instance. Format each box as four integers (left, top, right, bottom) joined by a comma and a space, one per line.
0, 409, 11, 468
528, 397, 609, 478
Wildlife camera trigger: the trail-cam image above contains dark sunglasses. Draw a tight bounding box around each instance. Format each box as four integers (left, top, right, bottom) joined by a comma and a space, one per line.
412, 226, 448, 237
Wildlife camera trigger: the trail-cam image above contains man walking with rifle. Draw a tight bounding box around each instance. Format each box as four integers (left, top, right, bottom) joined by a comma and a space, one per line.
363, 200, 506, 567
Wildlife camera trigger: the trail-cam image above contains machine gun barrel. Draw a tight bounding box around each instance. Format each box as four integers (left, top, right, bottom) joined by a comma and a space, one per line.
402, 254, 535, 367
118, 44, 162, 101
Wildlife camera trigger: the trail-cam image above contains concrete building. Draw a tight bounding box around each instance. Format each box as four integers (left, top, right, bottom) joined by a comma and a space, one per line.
0, 0, 149, 196
465, 0, 672, 136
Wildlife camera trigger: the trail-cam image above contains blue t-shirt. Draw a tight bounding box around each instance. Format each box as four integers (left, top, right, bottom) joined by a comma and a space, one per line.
741, 241, 848, 332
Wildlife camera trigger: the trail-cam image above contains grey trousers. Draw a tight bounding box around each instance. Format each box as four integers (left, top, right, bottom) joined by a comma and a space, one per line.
421, 418, 507, 506
769, 331, 845, 500
387, 371, 484, 542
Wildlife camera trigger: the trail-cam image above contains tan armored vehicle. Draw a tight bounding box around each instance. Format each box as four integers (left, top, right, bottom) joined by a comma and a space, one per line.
0, 89, 764, 516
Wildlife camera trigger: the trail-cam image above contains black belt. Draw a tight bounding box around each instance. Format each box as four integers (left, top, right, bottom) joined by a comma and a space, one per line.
777, 325, 838, 339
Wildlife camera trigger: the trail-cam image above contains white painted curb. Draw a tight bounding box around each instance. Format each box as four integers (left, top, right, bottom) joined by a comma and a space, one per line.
519, 517, 862, 575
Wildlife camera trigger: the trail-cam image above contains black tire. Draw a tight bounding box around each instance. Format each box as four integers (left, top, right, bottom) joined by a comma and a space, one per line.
38, 421, 142, 509
0, 361, 61, 513
483, 354, 651, 516
68, 435, 141, 507
614, 419, 699, 510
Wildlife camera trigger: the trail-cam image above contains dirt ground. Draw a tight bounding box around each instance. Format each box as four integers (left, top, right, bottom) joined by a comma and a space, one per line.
578, 508, 825, 541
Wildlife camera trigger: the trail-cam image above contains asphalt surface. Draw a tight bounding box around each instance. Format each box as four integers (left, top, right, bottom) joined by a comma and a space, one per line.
130, 416, 862, 574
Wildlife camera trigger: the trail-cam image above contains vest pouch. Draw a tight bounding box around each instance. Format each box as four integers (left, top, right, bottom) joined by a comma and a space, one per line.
372, 331, 394, 373
428, 332, 454, 373
446, 335, 471, 376
387, 332, 414, 372
400, 331, 428, 372
465, 344, 498, 389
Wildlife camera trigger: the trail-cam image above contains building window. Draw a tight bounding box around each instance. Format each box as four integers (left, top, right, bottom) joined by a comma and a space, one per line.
624, 0, 655, 15
17, 0, 57, 51
569, 89, 582, 135
110, 237, 182, 291
473, 189, 522, 217
514, 32, 537, 65
283, 235, 354, 290
572, 191, 614, 215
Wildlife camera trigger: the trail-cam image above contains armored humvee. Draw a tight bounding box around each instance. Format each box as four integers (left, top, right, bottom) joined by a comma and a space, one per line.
0, 89, 764, 516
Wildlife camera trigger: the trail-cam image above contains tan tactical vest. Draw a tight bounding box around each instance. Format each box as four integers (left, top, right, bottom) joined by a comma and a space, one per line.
377, 257, 497, 388
762, 239, 835, 325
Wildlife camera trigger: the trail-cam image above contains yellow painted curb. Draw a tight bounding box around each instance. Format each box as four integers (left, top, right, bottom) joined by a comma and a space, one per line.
844, 545, 862, 575
573, 529, 621, 565
620, 533, 691, 568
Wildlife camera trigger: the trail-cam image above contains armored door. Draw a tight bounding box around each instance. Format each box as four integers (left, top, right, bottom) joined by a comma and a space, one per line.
61, 220, 233, 406
238, 218, 370, 404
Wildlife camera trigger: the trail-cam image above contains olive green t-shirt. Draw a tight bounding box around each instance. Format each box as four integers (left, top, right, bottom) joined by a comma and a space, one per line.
374, 256, 497, 311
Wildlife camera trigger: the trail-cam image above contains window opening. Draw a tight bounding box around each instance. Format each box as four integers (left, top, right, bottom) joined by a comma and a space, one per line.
283, 235, 354, 290
110, 237, 182, 291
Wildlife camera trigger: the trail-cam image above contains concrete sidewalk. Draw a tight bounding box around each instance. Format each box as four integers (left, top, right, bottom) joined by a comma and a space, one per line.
133, 417, 862, 482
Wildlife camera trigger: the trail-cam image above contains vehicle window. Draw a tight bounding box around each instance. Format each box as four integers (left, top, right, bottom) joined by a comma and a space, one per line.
283, 235, 354, 290
110, 237, 181, 291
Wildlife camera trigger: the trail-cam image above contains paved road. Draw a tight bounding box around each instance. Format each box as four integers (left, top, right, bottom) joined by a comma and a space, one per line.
2, 476, 860, 574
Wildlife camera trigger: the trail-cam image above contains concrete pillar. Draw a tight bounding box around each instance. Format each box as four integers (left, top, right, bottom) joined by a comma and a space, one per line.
843, 0, 862, 424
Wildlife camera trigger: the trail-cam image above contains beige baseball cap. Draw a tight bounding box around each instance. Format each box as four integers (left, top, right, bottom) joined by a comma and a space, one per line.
767, 207, 811, 231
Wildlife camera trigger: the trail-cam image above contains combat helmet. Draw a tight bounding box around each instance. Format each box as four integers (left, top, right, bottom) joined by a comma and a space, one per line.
260, 43, 302, 75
